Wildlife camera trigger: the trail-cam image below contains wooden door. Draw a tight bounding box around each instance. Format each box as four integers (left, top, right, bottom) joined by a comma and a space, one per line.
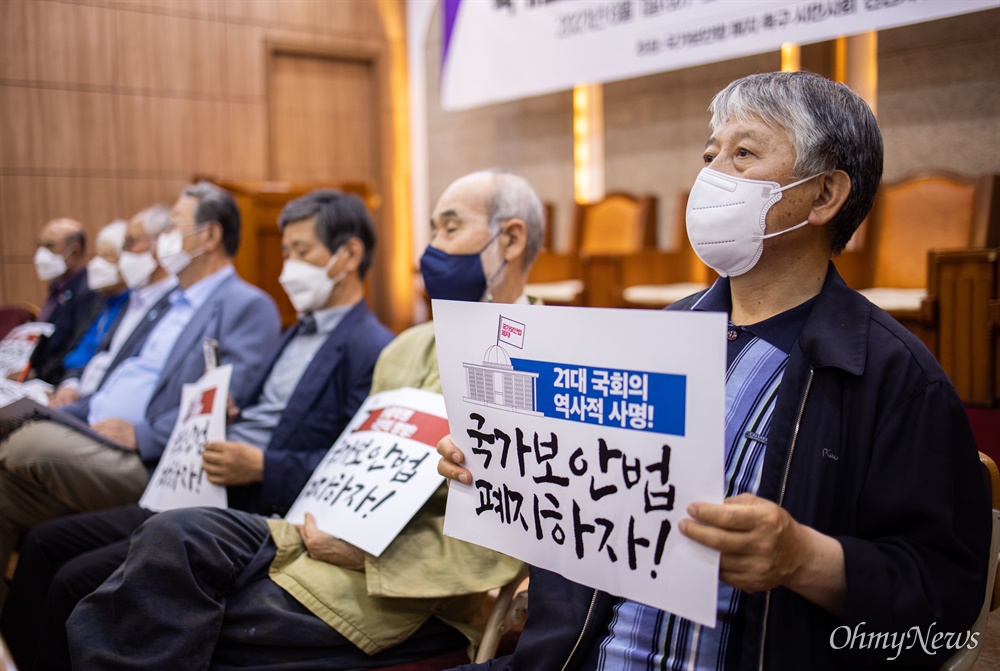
266, 50, 385, 321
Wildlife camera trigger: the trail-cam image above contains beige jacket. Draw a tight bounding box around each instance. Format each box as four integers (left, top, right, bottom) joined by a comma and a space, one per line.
267, 321, 523, 656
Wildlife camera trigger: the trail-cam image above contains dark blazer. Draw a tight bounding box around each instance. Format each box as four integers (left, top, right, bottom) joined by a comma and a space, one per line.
230, 299, 395, 517
30, 269, 100, 383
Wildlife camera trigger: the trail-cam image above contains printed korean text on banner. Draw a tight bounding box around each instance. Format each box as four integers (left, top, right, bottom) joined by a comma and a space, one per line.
0, 322, 56, 379
440, 0, 998, 110
285, 388, 450, 557
139, 364, 232, 512
434, 300, 726, 627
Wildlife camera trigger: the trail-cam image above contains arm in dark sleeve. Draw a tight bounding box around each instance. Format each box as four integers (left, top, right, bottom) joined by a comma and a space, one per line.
835, 380, 991, 664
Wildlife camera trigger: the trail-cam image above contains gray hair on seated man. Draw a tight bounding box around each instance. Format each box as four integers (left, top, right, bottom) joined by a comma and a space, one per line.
474, 168, 546, 270
182, 181, 242, 257
95, 220, 127, 252
136, 204, 172, 238
709, 71, 883, 253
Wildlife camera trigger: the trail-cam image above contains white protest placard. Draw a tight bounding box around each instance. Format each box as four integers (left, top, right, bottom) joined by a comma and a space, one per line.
434, 300, 726, 627
0, 322, 56, 378
285, 388, 449, 557
139, 365, 231, 512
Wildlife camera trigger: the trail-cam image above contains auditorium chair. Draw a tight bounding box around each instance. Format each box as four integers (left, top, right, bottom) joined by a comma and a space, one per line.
614, 190, 716, 310
938, 452, 1000, 671
526, 192, 657, 306
0, 305, 37, 341
844, 171, 1000, 354
373, 566, 530, 670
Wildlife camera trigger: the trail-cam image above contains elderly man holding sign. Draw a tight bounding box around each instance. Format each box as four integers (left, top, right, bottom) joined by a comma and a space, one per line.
67, 170, 541, 670
438, 72, 989, 670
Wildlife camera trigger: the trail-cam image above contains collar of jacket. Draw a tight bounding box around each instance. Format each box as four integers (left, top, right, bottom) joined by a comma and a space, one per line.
794, 261, 869, 376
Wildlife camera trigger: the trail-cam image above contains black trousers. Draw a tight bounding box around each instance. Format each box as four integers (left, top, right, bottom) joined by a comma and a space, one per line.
68, 507, 466, 670
0, 503, 152, 671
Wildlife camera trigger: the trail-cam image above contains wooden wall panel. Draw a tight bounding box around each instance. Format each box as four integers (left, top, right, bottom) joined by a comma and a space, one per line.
224, 23, 268, 99
1, 176, 120, 257
3, 263, 46, 307
0, 0, 115, 87
115, 10, 225, 95
118, 95, 230, 175
269, 53, 376, 183
0, 86, 118, 171
228, 102, 267, 180
224, 0, 316, 29
114, 0, 225, 20
116, 178, 190, 220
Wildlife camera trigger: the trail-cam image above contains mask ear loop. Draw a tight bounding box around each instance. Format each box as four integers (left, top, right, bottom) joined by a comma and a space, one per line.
482, 226, 507, 303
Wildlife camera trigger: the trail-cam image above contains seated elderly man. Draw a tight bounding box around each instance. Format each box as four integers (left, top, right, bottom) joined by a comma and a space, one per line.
1, 189, 394, 671
44, 219, 130, 388
439, 72, 989, 670
49, 205, 176, 408
29, 218, 100, 383
0, 183, 282, 585
68, 170, 543, 670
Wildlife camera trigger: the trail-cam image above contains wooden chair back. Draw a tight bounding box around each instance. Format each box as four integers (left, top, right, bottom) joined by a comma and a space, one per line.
572, 191, 657, 256
867, 172, 999, 289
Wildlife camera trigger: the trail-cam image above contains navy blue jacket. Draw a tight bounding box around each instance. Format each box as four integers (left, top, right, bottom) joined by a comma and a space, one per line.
456, 265, 990, 671
228, 299, 394, 517
31, 268, 101, 383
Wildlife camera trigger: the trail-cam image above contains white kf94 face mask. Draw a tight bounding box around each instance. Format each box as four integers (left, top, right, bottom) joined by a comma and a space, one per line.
156, 228, 204, 276
86, 256, 121, 291
34, 247, 68, 282
117, 251, 158, 289
278, 248, 346, 314
685, 168, 821, 278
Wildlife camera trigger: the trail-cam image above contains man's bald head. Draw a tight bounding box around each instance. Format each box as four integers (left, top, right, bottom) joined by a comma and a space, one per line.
38, 218, 86, 274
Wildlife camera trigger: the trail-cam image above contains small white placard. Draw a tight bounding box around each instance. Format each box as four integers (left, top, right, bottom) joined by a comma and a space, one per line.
0, 322, 56, 378
285, 388, 449, 557
139, 365, 232, 512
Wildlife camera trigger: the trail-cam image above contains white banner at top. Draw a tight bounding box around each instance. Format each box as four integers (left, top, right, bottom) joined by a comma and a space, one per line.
440, 0, 998, 110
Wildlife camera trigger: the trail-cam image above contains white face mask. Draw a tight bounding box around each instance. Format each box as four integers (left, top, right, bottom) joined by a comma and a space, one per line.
87, 256, 121, 291
118, 251, 158, 289
156, 228, 203, 276
278, 249, 346, 314
34, 247, 68, 281
686, 168, 821, 277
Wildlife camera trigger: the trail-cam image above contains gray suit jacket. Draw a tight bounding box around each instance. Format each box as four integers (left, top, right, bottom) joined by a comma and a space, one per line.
66, 271, 282, 467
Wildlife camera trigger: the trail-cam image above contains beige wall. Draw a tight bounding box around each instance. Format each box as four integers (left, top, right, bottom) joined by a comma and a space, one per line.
0, 0, 406, 310
424, 7, 1000, 252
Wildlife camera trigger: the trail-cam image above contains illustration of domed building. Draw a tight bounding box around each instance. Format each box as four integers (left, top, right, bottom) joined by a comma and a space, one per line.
463, 344, 540, 414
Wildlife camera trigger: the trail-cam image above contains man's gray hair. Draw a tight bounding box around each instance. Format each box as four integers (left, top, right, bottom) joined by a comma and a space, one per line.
137, 205, 172, 238
475, 169, 545, 267
96, 220, 128, 252
709, 71, 883, 254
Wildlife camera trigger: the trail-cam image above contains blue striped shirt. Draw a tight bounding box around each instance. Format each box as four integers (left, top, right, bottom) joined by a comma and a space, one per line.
583, 282, 816, 671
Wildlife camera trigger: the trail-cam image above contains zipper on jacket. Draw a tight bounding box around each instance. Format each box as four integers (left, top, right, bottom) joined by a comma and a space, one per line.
757, 367, 814, 671
560, 589, 599, 671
